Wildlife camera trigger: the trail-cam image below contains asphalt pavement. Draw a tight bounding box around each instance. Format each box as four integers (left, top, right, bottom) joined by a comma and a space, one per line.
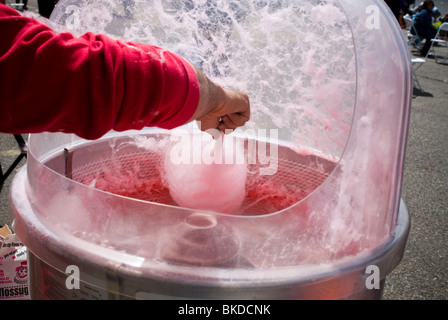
381, 42, 448, 300
0, 0, 447, 300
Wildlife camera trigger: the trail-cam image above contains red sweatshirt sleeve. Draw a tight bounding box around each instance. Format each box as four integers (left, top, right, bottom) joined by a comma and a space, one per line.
0, 4, 199, 140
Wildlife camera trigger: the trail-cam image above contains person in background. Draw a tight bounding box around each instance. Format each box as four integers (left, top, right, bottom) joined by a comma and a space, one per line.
401, 0, 415, 16
0, 3, 250, 140
441, 12, 448, 23
386, 0, 416, 27
436, 12, 448, 39
411, 0, 437, 56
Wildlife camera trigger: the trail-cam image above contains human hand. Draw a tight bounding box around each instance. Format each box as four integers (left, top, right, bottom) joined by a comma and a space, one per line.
196, 87, 250, 132
189, 65, 250, 132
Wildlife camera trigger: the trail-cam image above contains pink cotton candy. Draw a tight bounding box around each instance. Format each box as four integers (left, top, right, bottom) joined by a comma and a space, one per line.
164, 131, 247, 214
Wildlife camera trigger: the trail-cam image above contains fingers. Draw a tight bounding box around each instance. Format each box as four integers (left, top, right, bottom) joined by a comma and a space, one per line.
218, 89, 250, 130
225, 89, 250, 118
198, 112, 249, 133
196, 89, 250, 133
188, 63, 250, 133
219, 112, 250, 131
198, 117, 221, 132
188, 64, 250, 132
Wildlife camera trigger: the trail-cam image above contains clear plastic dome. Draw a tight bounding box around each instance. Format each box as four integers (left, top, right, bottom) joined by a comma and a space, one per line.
11, 0, 412, 299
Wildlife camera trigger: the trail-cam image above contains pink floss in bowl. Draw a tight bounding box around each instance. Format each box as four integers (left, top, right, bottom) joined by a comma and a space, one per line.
164, 130, 247, 214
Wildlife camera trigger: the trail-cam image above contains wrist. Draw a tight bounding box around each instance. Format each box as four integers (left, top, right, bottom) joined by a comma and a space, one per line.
189, 65, 225, 121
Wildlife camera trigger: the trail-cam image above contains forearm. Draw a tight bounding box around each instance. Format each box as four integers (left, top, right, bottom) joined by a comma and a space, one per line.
189, 64, 226, 122
0, 3, 249, 140
0, 4, 199, 139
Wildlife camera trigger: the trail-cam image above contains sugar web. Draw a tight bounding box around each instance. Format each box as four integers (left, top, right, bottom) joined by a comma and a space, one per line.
50, 0, 355, 218
75, 135, 170, 204
72, 132, 329, 216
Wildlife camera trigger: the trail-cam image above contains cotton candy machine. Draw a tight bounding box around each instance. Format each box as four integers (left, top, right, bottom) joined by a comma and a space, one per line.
10, 0, 412, 299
